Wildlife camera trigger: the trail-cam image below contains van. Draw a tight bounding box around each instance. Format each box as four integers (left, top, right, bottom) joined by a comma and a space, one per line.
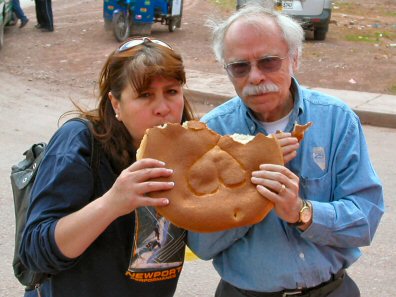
236, 0, 333, 41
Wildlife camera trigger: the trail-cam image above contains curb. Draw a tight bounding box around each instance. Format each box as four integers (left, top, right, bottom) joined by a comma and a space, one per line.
356, 110, 396, 129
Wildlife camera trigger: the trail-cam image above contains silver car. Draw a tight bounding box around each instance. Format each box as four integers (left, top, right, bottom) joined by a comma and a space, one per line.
236, 0, 332, 41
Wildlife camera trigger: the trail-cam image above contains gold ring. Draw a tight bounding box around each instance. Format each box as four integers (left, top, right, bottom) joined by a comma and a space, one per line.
279, 184, 286, 195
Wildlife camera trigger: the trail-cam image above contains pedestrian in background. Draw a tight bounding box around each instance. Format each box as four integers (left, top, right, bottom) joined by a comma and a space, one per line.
12, 0, 29, 28
34, 0, 53, 32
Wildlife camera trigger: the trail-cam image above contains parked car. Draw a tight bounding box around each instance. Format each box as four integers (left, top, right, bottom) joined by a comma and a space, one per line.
0, 0, 13, 50
236, 0, 332, 41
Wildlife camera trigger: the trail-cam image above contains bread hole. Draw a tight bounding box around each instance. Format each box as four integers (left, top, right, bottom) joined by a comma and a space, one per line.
233, 209, 239, 219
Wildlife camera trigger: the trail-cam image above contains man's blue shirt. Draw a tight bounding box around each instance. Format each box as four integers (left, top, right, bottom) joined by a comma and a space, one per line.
187, 79, 384, 292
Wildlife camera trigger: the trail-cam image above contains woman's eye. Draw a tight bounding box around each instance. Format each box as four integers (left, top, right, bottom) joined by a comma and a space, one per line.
139, 92, 151, 98
168, 89, 178, 95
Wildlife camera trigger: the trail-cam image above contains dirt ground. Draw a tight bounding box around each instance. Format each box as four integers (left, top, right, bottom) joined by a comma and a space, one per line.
0, 0, 395, 101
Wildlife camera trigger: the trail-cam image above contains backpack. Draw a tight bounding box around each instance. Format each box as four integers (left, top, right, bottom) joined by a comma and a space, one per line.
10, 118, 100, 289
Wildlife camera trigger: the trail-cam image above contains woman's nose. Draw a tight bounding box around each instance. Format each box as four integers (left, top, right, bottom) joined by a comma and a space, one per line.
154, 98, 171, 116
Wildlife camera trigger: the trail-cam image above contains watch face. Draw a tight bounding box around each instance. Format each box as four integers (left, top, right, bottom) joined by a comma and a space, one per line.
300, 206, 312, 223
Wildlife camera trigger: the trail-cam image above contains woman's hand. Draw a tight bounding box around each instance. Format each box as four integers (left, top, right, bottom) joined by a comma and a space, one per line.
55, 158, 174, 259
251, 164, 301, 223
273, 132, 299, 164
103, 158, 175, 218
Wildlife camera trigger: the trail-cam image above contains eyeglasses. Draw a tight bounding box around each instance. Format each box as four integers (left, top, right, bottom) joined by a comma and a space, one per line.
224, 56, 287, 78
118, 37, 172, 52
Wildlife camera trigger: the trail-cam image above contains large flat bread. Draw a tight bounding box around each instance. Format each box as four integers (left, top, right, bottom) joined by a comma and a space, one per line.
137, 120, 284, 232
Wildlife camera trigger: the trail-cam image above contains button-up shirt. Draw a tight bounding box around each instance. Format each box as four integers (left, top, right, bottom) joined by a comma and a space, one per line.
187, 78, 384, 292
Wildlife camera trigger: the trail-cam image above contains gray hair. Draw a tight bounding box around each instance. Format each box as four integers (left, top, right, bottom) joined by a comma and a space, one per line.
207, 1, 304, 65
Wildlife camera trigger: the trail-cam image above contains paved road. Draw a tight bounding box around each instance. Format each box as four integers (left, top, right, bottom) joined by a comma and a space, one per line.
0, 72, 395, 296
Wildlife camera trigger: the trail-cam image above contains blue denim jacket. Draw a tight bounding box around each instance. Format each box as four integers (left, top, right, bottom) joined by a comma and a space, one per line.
187, 79, 384, 292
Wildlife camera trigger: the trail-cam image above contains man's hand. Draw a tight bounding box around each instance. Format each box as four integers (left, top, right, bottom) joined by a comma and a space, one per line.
273, 132, 299, 164
251, 164, 301, 224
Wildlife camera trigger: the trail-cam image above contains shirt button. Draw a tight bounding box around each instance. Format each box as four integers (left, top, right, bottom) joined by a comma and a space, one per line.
299, 252, 305, 260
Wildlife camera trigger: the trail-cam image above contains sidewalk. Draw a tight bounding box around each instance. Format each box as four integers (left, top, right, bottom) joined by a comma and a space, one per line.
185, 69, 396, 129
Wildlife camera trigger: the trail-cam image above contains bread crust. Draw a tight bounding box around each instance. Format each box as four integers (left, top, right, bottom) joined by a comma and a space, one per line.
292, 122, 313, 142
137, 121, 284, 232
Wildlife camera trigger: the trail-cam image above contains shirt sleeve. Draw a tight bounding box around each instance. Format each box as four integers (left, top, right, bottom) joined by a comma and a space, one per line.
19, 121, 95, 274
301, 116, 384, 248
187, 226, 250, 260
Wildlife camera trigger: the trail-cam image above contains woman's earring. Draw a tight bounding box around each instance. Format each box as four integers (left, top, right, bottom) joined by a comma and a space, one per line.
115, 113, 119, 119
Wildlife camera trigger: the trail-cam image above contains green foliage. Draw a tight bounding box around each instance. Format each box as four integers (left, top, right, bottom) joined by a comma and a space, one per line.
209, 0, 236, 10
345, 32, 395, 43
389, 85, 396, 95
385, 11, 396, 17
333, 1, 358, 14
334, 1, 394, 17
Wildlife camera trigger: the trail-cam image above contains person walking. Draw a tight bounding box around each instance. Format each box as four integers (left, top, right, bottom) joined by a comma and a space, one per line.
34, 0, 53, 31
12, 0, 29, 28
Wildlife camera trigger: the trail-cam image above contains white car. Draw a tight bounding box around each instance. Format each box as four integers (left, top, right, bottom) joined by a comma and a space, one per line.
0, 0, 13, 49
236, 0, 332, 41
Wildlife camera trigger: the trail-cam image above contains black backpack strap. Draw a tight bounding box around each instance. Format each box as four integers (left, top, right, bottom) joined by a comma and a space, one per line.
65, 118, 101, 196
90, 132, 101, 196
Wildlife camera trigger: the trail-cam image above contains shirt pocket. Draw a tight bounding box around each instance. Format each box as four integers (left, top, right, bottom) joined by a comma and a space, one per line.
299, 171, 332, 202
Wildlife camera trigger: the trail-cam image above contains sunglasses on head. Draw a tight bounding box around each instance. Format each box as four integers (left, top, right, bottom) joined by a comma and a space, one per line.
118, 37, 172, 52
224, 55, 287, 78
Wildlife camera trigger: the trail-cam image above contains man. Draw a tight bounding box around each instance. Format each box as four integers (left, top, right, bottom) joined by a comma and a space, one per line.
187, 2, 384, 297
34, 0, 53, 32
12, 0, 29, 28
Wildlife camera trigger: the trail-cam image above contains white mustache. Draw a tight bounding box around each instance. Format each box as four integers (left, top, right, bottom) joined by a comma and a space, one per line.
242, 83, 280, 97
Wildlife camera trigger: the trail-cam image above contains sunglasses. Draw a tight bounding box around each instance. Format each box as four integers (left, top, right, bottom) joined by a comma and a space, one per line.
118, 37, 172, 52
224, 56, 287, 78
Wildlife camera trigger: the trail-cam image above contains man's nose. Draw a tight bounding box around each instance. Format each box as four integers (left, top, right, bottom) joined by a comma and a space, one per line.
248, 63, 267, 85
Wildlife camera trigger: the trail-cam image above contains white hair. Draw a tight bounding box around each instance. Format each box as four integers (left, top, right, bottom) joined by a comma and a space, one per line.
207, 1, 304, 66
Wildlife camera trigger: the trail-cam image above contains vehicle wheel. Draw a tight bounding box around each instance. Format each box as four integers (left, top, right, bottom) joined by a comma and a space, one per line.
0, 21, 4, 50
314, 28, 327, 41
112, 12, 130, 42
168, 18, 177, 32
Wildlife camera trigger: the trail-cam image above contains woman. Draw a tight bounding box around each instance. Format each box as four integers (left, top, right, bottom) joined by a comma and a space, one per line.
20, 37, 195, 297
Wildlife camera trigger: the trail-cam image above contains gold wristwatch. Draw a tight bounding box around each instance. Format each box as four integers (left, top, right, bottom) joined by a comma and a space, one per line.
289, 199, 312, 226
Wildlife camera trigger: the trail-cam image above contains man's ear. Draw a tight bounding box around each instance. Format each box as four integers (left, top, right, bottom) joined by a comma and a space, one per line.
292, 53, 299, 72
108, 91, 121, 120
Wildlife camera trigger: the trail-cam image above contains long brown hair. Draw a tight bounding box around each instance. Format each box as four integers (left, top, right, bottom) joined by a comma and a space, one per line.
78, 39, 195, 173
